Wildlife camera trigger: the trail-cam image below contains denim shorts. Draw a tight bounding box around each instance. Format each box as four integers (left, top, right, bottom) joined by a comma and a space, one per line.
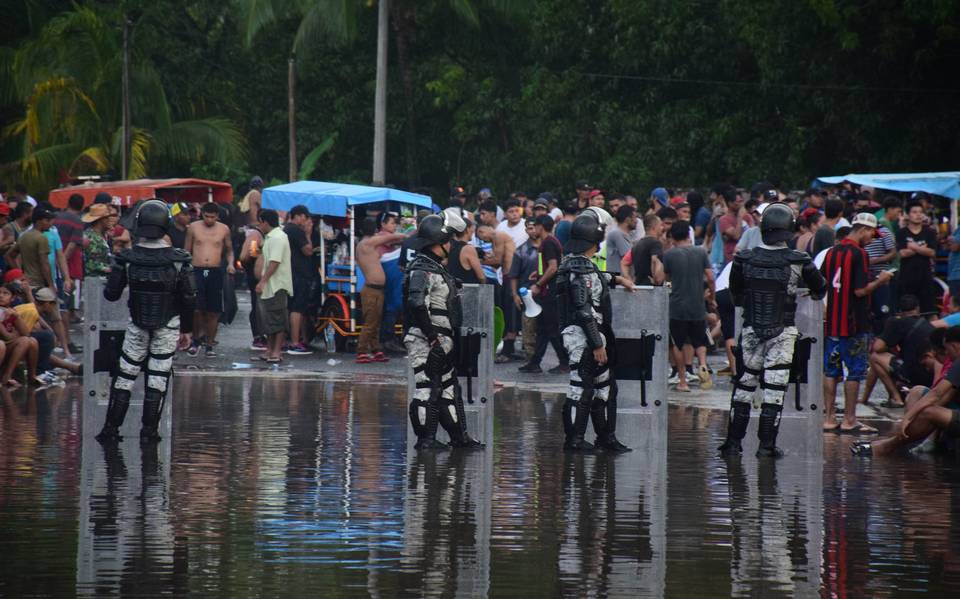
824, 334, 870, 381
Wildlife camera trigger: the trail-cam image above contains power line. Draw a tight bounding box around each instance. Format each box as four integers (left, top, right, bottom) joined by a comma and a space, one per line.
581, 71, 960, 95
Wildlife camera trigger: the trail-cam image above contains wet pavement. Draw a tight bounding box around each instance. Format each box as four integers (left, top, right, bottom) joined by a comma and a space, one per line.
1, 376, 959, 598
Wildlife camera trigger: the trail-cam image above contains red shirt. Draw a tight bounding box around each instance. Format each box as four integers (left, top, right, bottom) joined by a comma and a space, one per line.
822, 238, 870, 337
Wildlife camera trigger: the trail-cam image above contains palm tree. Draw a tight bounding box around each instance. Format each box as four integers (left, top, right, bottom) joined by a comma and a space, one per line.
237, 0, 528, 187
2, 6, 245, 192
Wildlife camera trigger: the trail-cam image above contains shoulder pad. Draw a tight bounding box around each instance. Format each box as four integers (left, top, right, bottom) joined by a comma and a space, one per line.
165, 247, 192, 263
786, 250, 813, 264
732, 249, 753, 263
408, 255, 443, 274
561, 255, 596, 274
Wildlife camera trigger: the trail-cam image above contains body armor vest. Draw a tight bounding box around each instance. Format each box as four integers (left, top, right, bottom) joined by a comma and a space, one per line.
121, 246, 191, 330
737, 247, 798, 341
556, 255, 611, 332
403, 253, 462, 333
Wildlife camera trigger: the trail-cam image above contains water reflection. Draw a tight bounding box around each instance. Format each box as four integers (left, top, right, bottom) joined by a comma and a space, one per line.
0, 377, 959, 597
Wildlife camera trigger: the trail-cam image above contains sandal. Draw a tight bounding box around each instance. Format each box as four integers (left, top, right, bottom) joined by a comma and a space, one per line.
264, 357, 282, 364
839, 423, 879, 435
823, 424, 841, 433
371, 352, 389, 363
4, 379, 22, 389
356, 353, 373, 364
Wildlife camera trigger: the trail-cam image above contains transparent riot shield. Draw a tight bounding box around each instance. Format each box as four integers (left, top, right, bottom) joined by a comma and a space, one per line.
406, 283, 495, 448
602, 286, 670, 450
735, 296, 824, 457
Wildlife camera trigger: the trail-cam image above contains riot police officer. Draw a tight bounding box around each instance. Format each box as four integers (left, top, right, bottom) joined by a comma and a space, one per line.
557, 209, 634, 452
719, 203, 826, 458
404, 212, 483, 450
96, 200, 196, 444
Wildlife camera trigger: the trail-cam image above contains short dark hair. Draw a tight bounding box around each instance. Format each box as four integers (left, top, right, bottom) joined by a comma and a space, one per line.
13, 202, 32, 220
563, 200, 579, 215
360, 216, 377, 236
805, 188, 825, 199
68, 193, 84, 211
824, 198, 844, 219
503, 198, 521, 211
201, 202, 220, 215
32, 208, 53, 223
721, 187, 738, 205
534, 214, 554, 232
898, 294, 919, 313
610, 193, 626, 202
882, 196, 902, 211
906, 200, 923, 213
945, 326, 960, 345
835, 225, 852, 240
669, 220, 690, 241
656, 206, 677, 221
615, 205, 636, 224
257, 209, 279, 227
289, 204, 310, 219
642, 213, 660, 231
479, 200, 498, 214
93, 192, 112, 204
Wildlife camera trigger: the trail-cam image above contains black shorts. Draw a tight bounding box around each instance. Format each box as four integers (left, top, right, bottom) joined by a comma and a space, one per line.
670, 319, 708, 349
890, 357, 933, 388
289, 277, 314, 313
195, 267, 225, 313
716, 289, 735, 341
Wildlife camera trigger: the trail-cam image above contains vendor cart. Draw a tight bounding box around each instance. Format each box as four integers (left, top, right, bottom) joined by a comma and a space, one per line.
261, 180, 432, 352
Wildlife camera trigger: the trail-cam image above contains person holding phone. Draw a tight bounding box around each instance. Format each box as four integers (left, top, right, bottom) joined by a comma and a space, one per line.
864, 216, 898, 332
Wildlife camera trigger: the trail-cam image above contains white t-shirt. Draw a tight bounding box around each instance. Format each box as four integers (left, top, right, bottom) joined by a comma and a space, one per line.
716, 262, 732, 292
549, 207, 563, 221
496, 219, 529, 248
835, 217, 851, 230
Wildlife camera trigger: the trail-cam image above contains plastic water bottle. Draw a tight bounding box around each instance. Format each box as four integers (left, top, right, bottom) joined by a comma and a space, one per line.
324, 324, 336, 353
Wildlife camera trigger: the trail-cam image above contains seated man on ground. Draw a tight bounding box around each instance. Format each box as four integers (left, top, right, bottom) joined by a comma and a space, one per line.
853, 326, 960, 457
861, 294, 936, 407
0, 284, 40, 388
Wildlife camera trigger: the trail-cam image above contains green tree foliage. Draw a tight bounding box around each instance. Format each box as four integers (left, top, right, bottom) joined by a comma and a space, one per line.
2, 0, 958, 201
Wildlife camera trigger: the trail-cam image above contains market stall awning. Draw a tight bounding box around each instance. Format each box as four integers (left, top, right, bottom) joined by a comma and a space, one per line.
814, 171, 960, 200
262, 180, 432, 217
48, 178, 234, 208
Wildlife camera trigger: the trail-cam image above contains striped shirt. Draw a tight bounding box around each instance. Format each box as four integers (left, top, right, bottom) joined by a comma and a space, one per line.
863, 226, 895, 275
822, 239, 870, 337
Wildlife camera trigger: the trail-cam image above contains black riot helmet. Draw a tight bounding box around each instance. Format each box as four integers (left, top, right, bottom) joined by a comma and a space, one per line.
567, 210, 606, 254
412, 213, 453, 251
136, 199, 171, 240
760, 202, 796, 245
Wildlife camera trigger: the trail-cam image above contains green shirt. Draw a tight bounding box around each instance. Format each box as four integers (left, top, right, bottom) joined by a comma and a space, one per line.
84, 229, 111, 276
18, 229, 50, 288
260, 226, 292, 300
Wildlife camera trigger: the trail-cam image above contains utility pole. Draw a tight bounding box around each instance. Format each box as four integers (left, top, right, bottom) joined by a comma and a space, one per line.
288, 54, 298, 181
121, 14, 131, 180
371, 0, 389, 185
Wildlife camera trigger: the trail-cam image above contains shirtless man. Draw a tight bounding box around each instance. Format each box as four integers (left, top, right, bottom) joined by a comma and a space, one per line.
243, 176, 263, 227
476, 223, 521, 361
185, 202, 234, 357
355, 217, 407, 363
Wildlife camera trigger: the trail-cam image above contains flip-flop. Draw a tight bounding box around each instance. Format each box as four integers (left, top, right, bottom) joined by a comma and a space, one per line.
264, 357, 282, 364
674, 387, 691, 393
823, 424, 842, 433
839, 423, 879, 435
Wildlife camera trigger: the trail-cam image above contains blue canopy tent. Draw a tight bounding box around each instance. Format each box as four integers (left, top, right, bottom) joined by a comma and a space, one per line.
261, 180, 432, 216
814, 171, 960, 200
260, 181, 433, 344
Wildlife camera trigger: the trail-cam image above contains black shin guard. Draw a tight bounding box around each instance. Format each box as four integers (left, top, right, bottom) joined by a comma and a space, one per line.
756, 403, 784, 458
719, 401, 751, 456
596, 389, 631, 452
410, 388, 446, 450
439, 383, 484, 449
140, 389, 164, 442
96, 387, 132, 443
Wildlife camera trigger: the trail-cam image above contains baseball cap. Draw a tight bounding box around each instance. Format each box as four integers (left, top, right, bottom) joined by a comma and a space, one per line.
533, 197, 550, 209
0, 203, 10, 216
538, 191, 555, 203
763, 188, 779, 202
851, 212, 878, 228
651, 187, 669, 206
575, 180, 592, 191
451, 186, 467, 198
3, 269, 24, 283
32, 207, 54, 223
589, 189, 604, 199
800, 207, 821, 220
170, 202, 189, 217
34, 287, 57, 302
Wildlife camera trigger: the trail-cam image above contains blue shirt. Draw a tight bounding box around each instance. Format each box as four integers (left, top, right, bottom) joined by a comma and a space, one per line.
555, 220, 572, 252
942, 312, 960, 327
44, 226, 63, 279
948, 227, 960, 281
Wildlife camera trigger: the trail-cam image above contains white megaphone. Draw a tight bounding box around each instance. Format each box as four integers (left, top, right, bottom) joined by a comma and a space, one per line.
519, 287, 542, 318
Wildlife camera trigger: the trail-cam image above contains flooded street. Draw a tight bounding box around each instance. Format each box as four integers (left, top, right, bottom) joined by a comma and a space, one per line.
1, 376, 959, 597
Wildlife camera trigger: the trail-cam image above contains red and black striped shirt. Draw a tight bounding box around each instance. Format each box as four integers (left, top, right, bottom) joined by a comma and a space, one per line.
822, 238, 870, 337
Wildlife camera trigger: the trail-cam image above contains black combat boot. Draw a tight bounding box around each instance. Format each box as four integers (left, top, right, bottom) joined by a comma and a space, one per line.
411, 396, 448, 450
96, 388, 132, 444
756, 403, 784, 458
140, 389, 164, 443
563, 397, 595, 451
594, 384, 631, 452
440, 385, 484, 449
718, 401, 751, 456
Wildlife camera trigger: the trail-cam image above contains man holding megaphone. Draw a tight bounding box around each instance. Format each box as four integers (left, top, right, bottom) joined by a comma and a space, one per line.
519, 215, 569, 374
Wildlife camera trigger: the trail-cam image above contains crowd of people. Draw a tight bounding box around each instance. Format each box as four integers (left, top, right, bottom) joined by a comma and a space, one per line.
4, 173, 960, 456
